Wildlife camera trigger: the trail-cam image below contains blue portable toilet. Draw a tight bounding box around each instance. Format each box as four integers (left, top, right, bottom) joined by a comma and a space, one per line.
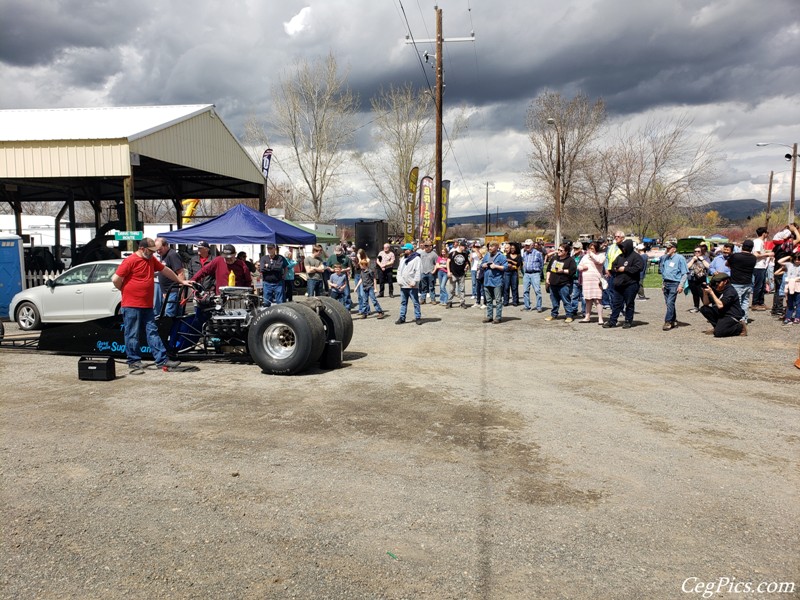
0, 234, 24, 319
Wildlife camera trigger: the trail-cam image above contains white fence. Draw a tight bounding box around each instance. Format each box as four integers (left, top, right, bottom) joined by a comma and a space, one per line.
25, 270, 63, 288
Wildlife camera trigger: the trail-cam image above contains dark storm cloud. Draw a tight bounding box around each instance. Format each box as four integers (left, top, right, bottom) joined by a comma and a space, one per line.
0, 0, 141, 66
1, 0, 796, 214
59, 47, 124, 88
418, 0, 800, 117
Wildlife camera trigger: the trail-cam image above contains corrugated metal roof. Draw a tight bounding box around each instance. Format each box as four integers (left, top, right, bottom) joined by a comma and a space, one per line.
0, 105, 213, 142
0, 104, 265, 187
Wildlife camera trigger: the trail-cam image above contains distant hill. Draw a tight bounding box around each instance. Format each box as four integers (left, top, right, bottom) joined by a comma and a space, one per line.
336, 199, 786, 229
697, 198, 786, 221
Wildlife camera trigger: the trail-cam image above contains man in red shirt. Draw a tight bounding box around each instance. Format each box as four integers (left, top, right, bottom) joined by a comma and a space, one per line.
112, 238, 189, 373
189, 244, 252, 292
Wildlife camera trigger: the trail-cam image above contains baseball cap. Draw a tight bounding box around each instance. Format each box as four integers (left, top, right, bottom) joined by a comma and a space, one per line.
138, 239, 157, 251
222, 244, 236, 257
196, 240, 210, 249
402, 242, 414, 250
636, 243, 645, 250
572, 241, 583, 250
664, 241, 675, 248
524, 239, 534, 245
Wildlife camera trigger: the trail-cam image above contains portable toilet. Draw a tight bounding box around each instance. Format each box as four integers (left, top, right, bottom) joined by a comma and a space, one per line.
0, 234, 24, 319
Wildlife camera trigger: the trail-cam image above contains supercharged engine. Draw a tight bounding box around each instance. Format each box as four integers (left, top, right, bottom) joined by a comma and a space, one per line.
197, 286, 260, 342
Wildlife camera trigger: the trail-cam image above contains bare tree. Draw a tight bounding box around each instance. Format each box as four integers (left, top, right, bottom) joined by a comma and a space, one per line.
617, 116, 717, 239
241, 118, 306, 219
355, 84, 434, 232
575, 146, 624, 238
525, 91, 606, 229
269, 53, 358, 222
650, 204, 693, 243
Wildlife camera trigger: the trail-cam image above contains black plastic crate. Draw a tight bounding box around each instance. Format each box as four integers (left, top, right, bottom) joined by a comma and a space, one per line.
78, 356, 116, 381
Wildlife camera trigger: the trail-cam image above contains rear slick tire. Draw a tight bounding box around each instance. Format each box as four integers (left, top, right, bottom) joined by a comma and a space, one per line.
247, 304, 325, 375
300, 296, 353, 350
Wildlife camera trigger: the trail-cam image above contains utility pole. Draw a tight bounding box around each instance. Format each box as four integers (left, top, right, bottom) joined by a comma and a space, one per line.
485, 182, 489, 235
766, 170, 774, 229
406, 7, 473, 252
546, 118, 562, 247
435, 7, 443, 252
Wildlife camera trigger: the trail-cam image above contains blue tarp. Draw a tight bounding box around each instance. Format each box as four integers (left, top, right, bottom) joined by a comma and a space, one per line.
158, 204, 317, 246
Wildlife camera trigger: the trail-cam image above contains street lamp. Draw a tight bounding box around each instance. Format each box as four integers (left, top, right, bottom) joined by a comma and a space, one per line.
756, 142, 797, 225
546, 118, 562, 246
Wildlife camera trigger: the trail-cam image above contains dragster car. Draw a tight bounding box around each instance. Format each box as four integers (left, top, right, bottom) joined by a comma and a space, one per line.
14, 284, 352, 375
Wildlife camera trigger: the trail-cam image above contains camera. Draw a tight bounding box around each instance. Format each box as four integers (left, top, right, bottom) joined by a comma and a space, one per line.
700, 282, 709, 289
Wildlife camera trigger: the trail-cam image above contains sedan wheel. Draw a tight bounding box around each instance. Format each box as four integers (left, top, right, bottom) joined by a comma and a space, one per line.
16, 301, 42, 330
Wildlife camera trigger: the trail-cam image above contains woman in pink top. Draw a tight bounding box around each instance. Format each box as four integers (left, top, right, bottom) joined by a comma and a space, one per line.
578, 241, 606, 324
435, 254, 450, 304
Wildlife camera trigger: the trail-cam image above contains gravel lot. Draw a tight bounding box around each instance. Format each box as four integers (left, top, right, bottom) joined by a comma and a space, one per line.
2, 291, 798, 599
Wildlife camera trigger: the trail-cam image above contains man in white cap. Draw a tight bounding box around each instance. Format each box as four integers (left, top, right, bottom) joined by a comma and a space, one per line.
396, 243, 422, 324
520, 239, 544, 312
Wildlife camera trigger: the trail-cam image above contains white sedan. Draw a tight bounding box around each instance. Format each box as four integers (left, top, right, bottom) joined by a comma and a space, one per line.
11, 259, 123, 330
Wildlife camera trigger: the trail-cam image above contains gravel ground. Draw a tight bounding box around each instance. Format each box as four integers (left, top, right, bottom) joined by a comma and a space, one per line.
1, 290, 798, 599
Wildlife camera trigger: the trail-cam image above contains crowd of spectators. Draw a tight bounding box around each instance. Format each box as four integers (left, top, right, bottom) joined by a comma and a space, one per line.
148, 222, 800, 340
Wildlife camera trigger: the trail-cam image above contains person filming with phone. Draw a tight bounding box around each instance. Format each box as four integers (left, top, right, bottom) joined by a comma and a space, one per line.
699, 272, 746, 337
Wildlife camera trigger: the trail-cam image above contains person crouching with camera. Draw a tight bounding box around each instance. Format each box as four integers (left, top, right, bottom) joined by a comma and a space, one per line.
699, 272, 747, 337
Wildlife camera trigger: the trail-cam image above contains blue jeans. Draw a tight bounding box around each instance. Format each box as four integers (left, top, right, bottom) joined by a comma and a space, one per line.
153, 281, 162, 315
471, 270, 479, 298
570, 280, 584, 315
359, 286, 384, 315
420, 273, 436, 302
731, 283, 752, 320
786, 293, 799, 320
549, 284, 573, 318
503, 271, 519, 305
484, 285, 503, 319
473, 273, 484, 303
122, 307, 167, 366
601, 276, 613, 307
399, 288, 421, 321
662, 280, 680, 324
438, 270, 449, 304
752, 268, 767, 306
609, 283, 638, 325
307, 278, 324, 297
263, 281, 284, 306
161, 289, 180, 317
330, 288, 347, 306
343, 283, 353, 309
522, 272, 542, 310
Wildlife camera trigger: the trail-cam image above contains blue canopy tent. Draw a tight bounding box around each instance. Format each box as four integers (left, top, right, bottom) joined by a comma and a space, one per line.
158, 204, 317, 245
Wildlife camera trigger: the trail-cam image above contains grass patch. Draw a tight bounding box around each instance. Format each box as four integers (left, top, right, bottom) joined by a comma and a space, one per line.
643, 271, 663, 288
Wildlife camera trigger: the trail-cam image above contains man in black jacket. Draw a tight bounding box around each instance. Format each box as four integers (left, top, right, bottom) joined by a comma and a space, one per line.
699, 272, 746, 337
603, 239, 644, 329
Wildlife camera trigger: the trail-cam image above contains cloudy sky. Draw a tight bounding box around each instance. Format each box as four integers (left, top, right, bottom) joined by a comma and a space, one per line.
1, 0, 798, 219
